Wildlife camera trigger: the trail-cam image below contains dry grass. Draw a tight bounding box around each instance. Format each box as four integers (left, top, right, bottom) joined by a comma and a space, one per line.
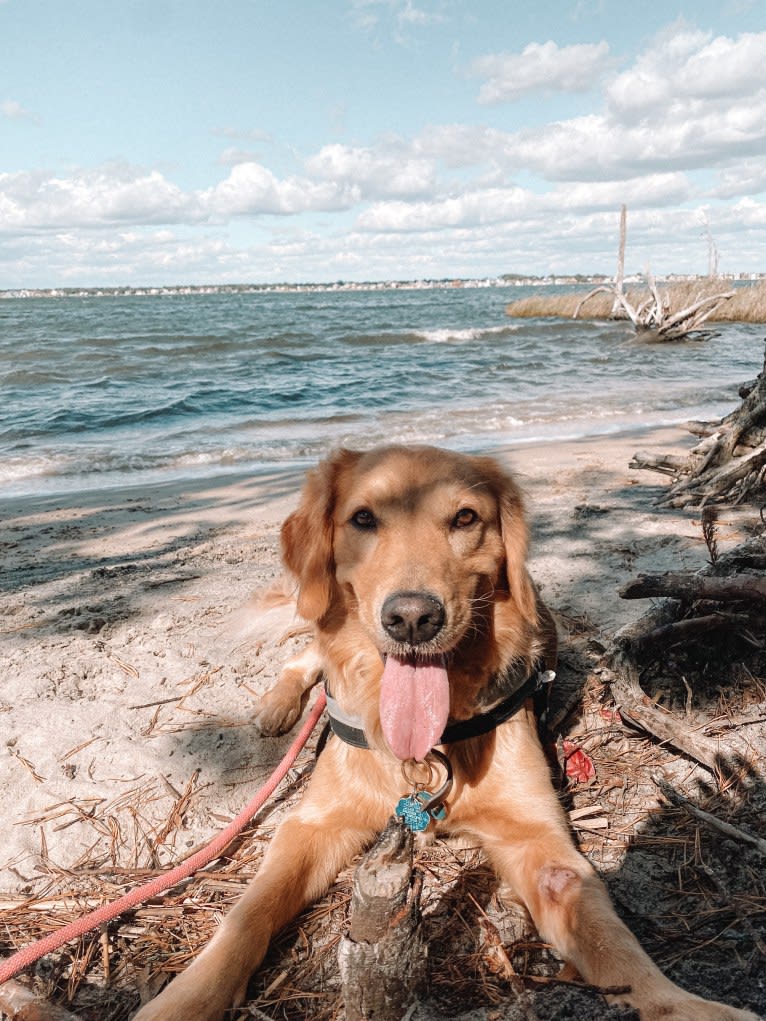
506, 279, 766, 324
1, 650, 764, 1021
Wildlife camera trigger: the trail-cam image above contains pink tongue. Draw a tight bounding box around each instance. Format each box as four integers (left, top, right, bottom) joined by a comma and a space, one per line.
379, 656, 450, 761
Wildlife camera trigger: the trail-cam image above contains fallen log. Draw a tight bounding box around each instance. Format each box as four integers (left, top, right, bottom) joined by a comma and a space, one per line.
635, 610, 752, 649
609, 655, 723, 771
629, 450, 698, 477
572, 207, 734, 340
619, 571, 766, 603
612, 600, 681, 656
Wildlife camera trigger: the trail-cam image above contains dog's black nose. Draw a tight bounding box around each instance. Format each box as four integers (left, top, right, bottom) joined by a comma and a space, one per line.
381, 591, 445, 645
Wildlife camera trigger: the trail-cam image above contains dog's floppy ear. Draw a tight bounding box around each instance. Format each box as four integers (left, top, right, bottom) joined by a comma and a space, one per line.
477, 458, 538, 627
281, 449, 359, 622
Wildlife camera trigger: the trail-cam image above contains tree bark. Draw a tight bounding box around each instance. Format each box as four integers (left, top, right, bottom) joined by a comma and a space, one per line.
338, 819, 426, 1021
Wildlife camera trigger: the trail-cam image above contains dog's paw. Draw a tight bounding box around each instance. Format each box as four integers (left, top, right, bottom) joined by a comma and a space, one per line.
252, 686, 304, 736
637, 994, 760, 1021
133, 991, 223, 1021
132, 970, 242, 1021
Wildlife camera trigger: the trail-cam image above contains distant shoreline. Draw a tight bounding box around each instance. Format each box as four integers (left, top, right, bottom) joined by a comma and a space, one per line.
3, 272, 765, 300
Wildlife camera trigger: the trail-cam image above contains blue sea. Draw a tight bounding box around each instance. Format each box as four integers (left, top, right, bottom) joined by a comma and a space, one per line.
1, 285, 763, 498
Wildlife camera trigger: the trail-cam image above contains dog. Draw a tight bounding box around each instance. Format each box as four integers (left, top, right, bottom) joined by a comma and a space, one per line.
134, 445, 757, 1021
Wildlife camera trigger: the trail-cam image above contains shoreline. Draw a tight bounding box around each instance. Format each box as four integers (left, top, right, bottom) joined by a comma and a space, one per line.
1, 415, 703, 508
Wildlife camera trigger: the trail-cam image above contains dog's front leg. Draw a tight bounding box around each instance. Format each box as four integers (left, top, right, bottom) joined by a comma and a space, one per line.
468, 721, 757, 1020
132, 748, 383, 1021
487, 836, 758, 1020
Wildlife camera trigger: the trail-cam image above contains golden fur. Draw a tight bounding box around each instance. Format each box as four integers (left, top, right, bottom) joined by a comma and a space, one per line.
134, 445, 755, 1021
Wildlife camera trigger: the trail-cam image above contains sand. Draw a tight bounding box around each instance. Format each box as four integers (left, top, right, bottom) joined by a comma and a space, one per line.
1, 425, 764, 1019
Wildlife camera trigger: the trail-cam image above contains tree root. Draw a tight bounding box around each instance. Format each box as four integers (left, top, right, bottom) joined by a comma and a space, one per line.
632, 340, 766, 506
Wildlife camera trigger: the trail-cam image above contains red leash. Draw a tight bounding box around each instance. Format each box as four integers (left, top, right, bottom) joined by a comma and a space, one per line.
0, 691, 327, 986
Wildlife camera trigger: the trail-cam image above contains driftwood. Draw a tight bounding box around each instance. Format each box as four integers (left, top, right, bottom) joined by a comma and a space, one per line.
0, 980, 84, 1021
574, 205, 734, 340
633, 341, 766, 506
608, 520, 766, 777
620, 570, 766, 603
609, 654, 724, 771
337, 819, 426, 1021
624, 608, 752, 649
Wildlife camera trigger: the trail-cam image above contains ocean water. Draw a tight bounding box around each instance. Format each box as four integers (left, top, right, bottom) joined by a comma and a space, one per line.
1, 286, 764, 498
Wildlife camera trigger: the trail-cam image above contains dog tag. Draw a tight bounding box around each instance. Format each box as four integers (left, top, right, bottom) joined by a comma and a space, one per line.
395, 749, 453, 832
395, 794, 431, 832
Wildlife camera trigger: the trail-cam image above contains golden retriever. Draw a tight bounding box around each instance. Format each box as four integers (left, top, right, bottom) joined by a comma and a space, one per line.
134, 445, 756, 1021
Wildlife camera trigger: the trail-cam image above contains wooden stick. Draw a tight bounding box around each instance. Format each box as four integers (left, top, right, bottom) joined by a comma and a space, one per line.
654, 777, 766, 858
640, 611, 752, 648
620, 571, 766, 603
629, 451, 696, 478
658, 290, 735, 336
612, 599, 682, 656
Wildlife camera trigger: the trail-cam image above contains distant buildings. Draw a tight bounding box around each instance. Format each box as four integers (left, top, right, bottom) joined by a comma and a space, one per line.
2, 272, 764, 300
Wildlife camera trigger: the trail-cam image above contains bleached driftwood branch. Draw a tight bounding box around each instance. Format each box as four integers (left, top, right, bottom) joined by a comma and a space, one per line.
573, 206, 734, 340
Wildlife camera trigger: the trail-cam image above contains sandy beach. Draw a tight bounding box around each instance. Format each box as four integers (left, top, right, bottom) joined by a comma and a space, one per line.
1, 425, 764, 1019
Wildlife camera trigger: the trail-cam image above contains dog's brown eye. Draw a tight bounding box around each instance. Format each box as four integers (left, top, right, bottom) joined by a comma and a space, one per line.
453, 507, 478, 528
350, 508, 377, 530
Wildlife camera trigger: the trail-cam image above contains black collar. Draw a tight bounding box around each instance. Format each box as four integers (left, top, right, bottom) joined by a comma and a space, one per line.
324, 667, 555, 752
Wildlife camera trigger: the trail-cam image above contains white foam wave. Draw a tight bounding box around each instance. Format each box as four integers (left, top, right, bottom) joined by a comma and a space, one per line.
413, 324, 519, 344
0, 454, 73, 484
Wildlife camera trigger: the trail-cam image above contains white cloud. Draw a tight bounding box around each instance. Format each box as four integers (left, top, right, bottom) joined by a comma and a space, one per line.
0, 160, 358, 233
0, 228, 250, 286
472, 40, 611, 104
4, 190, 766, 287
713, 159, 766, 199
510, 92, 766, 182
4, 20, 766, 284
421, 26, 766, 185
204, 161, 355, 216
358, 187, 527, 232
218, 147, 265, 167
0, 165, 197, 231
357, 172, 691, 233
2, 98, 34, 120
305, 143, 437, 199
607, 24, 766, 119
412, 124, 512, 168
348, 0, 445, 40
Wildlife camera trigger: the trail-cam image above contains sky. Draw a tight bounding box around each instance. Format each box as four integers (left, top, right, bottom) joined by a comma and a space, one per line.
2, 0, 766, 287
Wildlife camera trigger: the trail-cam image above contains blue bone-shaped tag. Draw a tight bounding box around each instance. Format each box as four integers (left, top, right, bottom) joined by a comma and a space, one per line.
396, 794, 430, 832
395, 791, 447, 832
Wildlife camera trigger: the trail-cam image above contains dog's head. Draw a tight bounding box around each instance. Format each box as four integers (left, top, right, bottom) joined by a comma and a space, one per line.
281, 445, 542, 759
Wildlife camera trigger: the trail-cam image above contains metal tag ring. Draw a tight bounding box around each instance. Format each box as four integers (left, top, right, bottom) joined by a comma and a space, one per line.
401, 758, 436, 790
